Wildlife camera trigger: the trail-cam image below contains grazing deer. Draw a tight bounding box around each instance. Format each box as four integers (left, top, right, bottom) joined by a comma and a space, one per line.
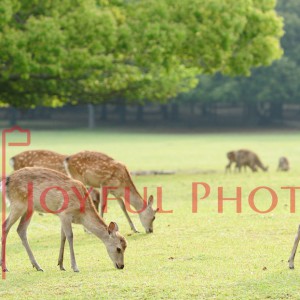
64, 151, 158, 233
277, 156, 289, 172
226, 149, 268, 173
225, 151, 246, 173
10, 150, 100, 211
235, 149, 268, 172
0, 167, 127, 272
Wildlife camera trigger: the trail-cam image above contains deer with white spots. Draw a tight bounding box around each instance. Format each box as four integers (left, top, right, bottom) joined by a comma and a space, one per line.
64, 151, 158, 233
10, 150, 100, 210
0, 167, 127, 272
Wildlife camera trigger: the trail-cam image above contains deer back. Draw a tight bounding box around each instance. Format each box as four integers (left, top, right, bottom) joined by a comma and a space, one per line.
11, 150, 67, 174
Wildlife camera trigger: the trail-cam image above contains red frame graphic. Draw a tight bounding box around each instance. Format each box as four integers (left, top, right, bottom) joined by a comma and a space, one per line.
2, 126, 31, 279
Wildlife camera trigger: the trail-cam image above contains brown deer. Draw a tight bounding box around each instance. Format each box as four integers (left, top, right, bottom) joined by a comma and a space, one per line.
64, 151, 158, 233
0, 167, 127, 272
277, 156, 289, 171
225, 151, 245, 172
10, 150, 100, 211
226, 149, 268, 173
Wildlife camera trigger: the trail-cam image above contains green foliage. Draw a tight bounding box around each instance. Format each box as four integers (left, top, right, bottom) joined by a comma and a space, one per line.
0, 0, 283, 108
177, 0, 299, 118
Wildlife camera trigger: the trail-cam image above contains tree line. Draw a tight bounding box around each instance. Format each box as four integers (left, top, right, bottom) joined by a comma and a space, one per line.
175, 0, 300, 125
0, 0, 283, 112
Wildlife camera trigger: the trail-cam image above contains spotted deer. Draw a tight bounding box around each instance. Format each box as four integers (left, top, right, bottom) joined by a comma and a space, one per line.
0, 167, 127, 272
10, 150, 100, 211
64, 151, 158, 233
277, 156, 289, 172
226, 149, 268, 173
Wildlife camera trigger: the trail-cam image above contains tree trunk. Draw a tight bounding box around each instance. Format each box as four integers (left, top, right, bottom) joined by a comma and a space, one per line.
101, 104, 107, 121
270, 101, 283, 120
201, 103, 209, 117
118, 103, 126, 124
171, 103, 179, 121
244, 102, 260, 125
160, 104, 169, 120
10, 107, 18, 126
88, 104, 95, 129
136, 105, 144, 123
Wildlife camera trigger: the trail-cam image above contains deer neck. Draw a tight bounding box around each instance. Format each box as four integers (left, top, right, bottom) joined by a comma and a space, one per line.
81, 212, 110, 243
128, 188, 146, 212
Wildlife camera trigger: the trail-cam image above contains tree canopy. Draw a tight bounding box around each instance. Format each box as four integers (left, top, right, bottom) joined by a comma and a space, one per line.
176, 0, 298, 123
0, 0, 283, 108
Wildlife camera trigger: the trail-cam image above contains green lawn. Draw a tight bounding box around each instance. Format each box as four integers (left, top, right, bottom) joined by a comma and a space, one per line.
1, 129, 300, 299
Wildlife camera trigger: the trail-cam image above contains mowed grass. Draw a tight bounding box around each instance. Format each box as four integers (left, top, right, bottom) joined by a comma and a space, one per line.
1, 129, 300, 299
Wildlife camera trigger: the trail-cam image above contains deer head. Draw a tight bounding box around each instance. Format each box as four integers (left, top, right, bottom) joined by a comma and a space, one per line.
139, 195, 158, 234
105, 222, 127, 269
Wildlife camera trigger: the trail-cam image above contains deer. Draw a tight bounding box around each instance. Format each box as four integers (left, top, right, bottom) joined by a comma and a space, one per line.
0, 167, 127, 272
226, 149, 268, 173
288, 224, 300, 269
225, 151, 246, 173
277, 156, 289, 171
64, 151, 158, 234
10, 150, 100, 211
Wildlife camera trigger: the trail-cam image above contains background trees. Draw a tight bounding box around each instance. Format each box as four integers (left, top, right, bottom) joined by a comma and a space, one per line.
0, 0, 283, 110
177, 0, 299, 125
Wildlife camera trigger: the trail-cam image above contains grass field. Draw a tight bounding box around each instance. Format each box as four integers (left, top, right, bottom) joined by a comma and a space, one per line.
1, 129, 300, 299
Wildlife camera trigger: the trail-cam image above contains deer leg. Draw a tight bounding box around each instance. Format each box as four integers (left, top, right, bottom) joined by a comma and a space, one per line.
117, 198, 139, 233
57, 227, 66, 271
100, 195, 106, 218
289, 225, 300, 269
225, 162, 232, 173
60, 217, 79, 272
93, 199, 100, 212
17, 214, 43, 271
1, 210, 23, 272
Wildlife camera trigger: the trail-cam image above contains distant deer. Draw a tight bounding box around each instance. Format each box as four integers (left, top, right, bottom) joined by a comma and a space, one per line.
64, 151, 158, 233
277, 157, 289, 171
225, 151, 246, 173
226, 149, 268, 173
10, 150, 100, 211
0, 167, 127, 272
235, 149, 268, 172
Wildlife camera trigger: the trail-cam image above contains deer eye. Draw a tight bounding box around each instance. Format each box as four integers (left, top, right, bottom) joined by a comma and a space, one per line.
153, 216, 156, 221
117, 247, 121, 253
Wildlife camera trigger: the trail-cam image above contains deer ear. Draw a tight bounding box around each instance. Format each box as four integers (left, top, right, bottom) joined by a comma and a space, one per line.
108, 222, 119, 235
148, 195, 154, 207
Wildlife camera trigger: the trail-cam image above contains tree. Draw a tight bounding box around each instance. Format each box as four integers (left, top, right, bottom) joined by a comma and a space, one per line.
0, 0, 283, 110
176, 0, 299, 125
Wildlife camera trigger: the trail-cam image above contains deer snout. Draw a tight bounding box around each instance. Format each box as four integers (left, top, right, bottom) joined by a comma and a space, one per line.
115, 263, 124, 269
146, 228, 153, 234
